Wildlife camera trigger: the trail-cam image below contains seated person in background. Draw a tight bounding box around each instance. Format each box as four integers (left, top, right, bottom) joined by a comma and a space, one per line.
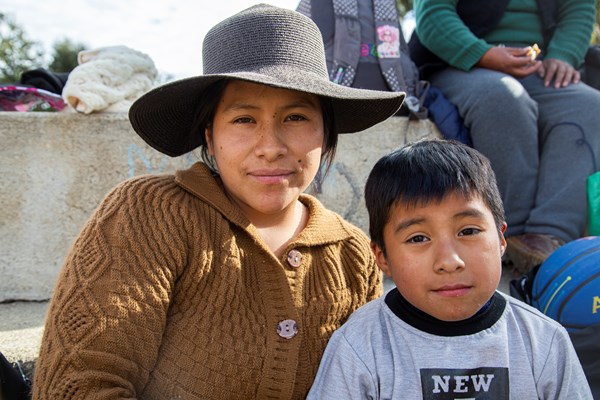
307, 139, 592, 399
409, 0, 600, 274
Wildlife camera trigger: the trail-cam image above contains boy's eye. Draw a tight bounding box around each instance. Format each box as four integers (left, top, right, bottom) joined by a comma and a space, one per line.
459, 227, 481, 236
286, 114, 306, 122
407, 235, 429, 244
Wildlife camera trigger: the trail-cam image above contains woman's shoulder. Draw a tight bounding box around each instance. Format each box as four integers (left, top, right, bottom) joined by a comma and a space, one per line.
300, 193, 371, 243
93, 171, 205, 227
105, 162, 219, 210
104, 173, 183, 207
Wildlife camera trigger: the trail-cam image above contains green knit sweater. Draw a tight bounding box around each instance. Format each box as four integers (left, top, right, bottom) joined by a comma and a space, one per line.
414, 0, 594, 70
32, 162, 382, 400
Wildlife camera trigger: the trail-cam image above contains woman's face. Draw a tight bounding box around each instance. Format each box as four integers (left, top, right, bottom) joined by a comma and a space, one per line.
206, 80, 325, 224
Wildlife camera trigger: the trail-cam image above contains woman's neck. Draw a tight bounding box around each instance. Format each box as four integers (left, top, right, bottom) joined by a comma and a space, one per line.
252, 200, 309, 258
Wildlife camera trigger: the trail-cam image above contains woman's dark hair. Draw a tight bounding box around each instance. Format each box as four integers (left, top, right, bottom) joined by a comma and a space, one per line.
189, 79, 338, 175
364, 139, 505, 256
190, 79, 229, 172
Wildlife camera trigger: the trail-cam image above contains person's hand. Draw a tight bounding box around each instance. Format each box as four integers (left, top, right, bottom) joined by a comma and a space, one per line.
477, 46, 541, 78
538, 58, 580, 88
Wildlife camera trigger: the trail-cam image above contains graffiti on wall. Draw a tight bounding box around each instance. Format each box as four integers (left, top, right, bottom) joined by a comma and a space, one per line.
127, 143, 196, 177
310, 161, 364, 222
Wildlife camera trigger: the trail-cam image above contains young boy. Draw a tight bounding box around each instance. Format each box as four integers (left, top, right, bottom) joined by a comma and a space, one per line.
307, 139, 592, 399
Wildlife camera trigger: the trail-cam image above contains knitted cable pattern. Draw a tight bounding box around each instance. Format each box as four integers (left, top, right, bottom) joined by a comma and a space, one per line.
32, 162, 382, 400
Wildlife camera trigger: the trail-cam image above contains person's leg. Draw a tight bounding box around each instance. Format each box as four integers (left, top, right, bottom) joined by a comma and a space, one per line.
521, 76, 600, 242
430, 68, 539, 236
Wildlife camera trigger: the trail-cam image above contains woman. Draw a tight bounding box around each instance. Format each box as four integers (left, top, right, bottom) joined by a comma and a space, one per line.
32, 4, 404, 400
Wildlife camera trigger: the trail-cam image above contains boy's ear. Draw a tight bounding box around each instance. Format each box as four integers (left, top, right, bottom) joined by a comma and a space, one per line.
371, 241, 392, 278
499, 222, 507, 257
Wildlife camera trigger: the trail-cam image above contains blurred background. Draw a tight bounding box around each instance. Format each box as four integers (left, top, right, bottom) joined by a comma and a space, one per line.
1, 1, 599, 90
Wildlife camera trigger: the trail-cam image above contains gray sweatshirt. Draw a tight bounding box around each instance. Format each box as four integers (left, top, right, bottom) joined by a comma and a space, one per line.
308, 290, 592, 399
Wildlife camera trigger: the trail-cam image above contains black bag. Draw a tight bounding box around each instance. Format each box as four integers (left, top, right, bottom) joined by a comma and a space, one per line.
569, 325, 600, 397
581, 45, 600, 91
510, 269, 599, 398
0, 352, 31, 400
19, 68, 69, 95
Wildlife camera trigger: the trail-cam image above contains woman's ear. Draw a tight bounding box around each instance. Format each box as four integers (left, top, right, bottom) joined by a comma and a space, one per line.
205, 126, 214, 156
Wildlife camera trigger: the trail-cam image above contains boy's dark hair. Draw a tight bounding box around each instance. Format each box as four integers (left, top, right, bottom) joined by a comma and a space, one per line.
365, 139, 505, 255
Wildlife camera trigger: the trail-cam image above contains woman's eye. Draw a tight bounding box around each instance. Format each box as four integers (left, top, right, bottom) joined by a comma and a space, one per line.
407, 235, 428, 244
233, 116, 254, 124
459, 227, 481, 236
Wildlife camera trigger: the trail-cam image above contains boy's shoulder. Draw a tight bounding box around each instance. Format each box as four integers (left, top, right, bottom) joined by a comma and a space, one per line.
500, 292, 573, 348
502, 292, 565, 331
335, 290, 568, 341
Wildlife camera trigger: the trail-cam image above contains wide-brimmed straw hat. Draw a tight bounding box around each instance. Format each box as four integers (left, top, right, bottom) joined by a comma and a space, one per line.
129, 3, 405, 157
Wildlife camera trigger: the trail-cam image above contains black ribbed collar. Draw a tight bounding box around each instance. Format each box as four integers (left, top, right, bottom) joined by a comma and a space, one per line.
385, 289, 506, 336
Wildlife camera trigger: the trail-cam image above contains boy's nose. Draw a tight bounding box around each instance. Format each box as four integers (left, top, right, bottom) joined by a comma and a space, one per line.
433, 241, 466, 273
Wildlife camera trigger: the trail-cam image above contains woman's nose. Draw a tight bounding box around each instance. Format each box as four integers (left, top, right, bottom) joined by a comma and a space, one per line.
254, 122, 287, 160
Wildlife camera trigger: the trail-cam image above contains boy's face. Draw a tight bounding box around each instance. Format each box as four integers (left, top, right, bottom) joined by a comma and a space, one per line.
373, 191, 507, 322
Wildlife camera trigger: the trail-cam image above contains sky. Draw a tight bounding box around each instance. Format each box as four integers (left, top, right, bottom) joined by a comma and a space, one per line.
3, 0, 300, 81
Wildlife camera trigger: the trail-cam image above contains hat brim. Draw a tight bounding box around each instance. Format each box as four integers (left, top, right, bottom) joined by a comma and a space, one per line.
129, 67, 405, 157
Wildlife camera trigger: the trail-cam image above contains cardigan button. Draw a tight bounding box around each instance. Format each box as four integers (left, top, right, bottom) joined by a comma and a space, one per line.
287, 249, 302, 268
277, 319, 298, 339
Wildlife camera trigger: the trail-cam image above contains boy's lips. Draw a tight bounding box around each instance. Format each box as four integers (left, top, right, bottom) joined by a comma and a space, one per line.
433, 284, 472, 297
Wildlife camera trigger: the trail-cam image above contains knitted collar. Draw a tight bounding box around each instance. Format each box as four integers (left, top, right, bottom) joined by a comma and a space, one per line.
175, 162, 355, 245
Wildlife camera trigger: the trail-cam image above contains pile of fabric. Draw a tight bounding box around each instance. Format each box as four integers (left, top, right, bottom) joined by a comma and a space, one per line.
1, 46, 157, 113
63, 45, 157, 113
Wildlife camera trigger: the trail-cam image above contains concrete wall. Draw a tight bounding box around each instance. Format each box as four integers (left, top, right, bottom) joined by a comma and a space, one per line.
0, 112, 440, 302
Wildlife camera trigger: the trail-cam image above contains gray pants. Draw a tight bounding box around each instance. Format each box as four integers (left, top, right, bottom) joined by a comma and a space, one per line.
431, 68, 600, 242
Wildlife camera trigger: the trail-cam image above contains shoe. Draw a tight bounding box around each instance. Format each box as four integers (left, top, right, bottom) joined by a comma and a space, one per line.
504, 233, 565, 275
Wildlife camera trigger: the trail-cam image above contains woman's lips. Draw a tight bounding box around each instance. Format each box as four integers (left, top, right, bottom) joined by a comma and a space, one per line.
249, 169, 293, 184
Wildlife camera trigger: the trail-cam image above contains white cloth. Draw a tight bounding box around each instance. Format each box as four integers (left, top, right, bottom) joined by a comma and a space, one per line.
62, 45, 157, 114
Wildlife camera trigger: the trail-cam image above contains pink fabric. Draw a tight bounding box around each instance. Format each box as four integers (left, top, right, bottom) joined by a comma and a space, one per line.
0, 85, 66, 111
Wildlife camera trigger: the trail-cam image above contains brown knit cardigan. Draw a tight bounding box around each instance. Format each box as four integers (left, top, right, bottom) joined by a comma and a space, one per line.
32, 162, 382, 400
